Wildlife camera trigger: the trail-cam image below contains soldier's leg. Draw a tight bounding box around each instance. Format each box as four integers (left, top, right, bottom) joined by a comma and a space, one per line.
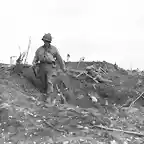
42, 74, 53, 103
46, 74, 54, 94
39, 69, 47, 93
46, 66, 57, 93
44, 73, 48, 92
37, 72, 48, 101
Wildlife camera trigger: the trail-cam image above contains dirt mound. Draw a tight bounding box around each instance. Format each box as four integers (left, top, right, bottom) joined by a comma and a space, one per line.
10, 63, 137, 107
0, 62, 144, 143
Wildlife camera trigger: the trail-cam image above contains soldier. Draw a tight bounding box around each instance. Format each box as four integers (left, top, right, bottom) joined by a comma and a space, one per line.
32, 33, 66, 96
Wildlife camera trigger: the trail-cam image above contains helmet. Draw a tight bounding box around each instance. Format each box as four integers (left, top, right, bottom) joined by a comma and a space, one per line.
42, 33, 52, 42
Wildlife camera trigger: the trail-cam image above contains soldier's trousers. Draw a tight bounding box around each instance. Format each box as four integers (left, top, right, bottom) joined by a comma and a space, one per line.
39, 63, 57, 94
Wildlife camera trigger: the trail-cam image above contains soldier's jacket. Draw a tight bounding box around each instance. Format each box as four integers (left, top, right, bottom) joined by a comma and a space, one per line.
33, 45, 65, 70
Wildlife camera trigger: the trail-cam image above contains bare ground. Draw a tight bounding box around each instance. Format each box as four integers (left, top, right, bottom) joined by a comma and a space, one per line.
0, 62, 144, 143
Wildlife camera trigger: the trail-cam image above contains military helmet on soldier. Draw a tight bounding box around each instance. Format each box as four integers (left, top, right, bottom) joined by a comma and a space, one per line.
42, 33, 52, 42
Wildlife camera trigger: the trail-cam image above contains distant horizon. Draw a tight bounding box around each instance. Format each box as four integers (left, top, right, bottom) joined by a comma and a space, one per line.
2, 57, 144, 71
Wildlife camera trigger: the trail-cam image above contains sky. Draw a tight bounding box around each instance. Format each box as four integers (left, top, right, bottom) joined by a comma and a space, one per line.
0, 0, 144, 70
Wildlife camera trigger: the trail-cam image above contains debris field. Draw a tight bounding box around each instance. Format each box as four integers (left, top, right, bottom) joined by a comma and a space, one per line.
1, 61, 144, 143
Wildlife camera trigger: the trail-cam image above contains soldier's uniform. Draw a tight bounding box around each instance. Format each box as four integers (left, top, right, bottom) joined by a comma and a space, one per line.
32, 33, 66, 94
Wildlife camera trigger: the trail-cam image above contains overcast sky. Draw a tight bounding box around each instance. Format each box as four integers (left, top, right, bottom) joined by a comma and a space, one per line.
0, 0, 144, 70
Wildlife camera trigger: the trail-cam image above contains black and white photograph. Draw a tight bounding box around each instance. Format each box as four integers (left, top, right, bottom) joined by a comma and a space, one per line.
0, 0, 144, 143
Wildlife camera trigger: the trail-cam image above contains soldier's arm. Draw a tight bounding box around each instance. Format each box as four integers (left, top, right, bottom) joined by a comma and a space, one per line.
54, 48, 66, 71
32, 49, 39, 65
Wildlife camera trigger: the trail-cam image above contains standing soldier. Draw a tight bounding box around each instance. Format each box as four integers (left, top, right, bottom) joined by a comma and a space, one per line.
32, 33, 66, 97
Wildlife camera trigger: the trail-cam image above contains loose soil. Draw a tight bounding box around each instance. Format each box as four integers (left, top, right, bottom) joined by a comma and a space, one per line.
0, 61, 144, 143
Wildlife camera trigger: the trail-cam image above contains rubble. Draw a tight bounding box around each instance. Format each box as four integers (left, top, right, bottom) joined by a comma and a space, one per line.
0, 60, 144, 143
